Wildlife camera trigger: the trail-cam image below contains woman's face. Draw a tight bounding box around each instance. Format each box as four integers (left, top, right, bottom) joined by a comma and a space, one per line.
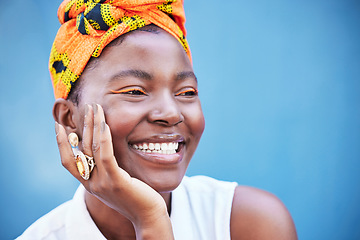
77, 29, 205, 193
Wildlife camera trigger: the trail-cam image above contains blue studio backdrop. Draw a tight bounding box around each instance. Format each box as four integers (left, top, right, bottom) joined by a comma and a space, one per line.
0, 0, 359, 239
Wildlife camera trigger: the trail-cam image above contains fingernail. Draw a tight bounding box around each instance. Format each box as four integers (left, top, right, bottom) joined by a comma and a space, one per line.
93, 103, 98, 114
55, 122, 59, 136
101, 121, 106, 133
84, 104, 89, 117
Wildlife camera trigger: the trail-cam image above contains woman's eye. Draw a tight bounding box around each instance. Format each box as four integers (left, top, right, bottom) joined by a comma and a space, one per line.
176, 89, 198, 96
111, 88, 147, 95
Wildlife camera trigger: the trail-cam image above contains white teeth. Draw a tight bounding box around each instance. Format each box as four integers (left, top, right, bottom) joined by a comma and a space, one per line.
132, 142, 180, 155
149, 143, 155, 150
161, 143, 168, 151
168, 142, 173, 150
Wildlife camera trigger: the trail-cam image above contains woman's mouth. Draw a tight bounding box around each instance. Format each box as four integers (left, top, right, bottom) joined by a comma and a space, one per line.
128, 134, 185, 164
131, 142, 180, 155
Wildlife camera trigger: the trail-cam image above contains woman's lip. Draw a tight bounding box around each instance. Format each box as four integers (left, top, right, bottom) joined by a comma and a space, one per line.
129, 144, 184, 165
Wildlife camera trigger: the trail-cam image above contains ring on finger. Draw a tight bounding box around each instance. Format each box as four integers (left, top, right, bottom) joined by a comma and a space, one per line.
68, 133, 95, 180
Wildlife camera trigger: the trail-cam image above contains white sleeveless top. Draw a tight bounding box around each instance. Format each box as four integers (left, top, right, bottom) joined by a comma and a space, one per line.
171, 176, 237, 240
17, 175, 237, 240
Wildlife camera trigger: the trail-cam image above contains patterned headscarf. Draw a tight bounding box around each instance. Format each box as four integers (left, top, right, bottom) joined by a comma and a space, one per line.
50, 0, 191, 99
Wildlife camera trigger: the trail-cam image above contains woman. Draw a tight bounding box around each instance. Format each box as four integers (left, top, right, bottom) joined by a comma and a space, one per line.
18, 0, 297, 239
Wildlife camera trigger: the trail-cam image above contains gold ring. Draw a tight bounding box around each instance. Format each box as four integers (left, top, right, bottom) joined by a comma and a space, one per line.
68, 133, 95, 180
74, 150, 95, 180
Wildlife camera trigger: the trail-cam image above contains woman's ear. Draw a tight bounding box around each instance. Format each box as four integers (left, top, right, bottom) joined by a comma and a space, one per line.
53, 98, 80, 134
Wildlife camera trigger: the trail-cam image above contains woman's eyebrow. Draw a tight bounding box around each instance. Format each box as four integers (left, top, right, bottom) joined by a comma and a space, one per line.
107, 69, 197, 84
109, 69, 153, 83
176, 71, 197, 82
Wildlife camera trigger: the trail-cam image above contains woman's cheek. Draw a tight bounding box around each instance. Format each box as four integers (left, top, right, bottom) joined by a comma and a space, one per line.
185, 103, 205, 137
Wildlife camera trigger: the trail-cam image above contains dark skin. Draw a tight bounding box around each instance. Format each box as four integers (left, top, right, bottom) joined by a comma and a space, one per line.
53, 27, 297, 240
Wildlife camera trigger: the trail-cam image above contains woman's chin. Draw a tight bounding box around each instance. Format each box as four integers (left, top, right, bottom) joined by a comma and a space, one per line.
140, 173, 185, 194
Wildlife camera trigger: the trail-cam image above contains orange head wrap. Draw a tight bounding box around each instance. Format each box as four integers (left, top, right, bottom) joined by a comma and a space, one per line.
50, 0, 191, 99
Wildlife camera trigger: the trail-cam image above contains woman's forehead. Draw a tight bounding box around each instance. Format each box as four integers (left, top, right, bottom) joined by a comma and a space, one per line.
102, 27, 180, 57
88, 28, 190, 72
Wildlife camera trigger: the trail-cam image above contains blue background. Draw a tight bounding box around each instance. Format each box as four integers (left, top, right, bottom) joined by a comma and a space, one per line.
0, 0, 359, 239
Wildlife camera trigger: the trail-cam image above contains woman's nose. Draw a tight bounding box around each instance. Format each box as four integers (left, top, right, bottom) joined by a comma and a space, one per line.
148, 93, 184, 126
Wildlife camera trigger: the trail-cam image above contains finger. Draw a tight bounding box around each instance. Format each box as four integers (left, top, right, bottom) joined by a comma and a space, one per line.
80, 104, 100, 183
93, 104, 119, 172
55, 122, 84, 183
82, 104, 94, 156
92, 104, 101, 160
92, 103, 110, 176
99, 121, 121, 174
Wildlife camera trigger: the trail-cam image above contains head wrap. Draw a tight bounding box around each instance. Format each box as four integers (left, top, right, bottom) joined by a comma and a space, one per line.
50, 0, 191, 99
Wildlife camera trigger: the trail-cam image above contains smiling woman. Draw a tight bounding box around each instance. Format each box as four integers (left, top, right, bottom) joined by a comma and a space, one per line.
73, 27, 205, 195
16, 0, 297, 240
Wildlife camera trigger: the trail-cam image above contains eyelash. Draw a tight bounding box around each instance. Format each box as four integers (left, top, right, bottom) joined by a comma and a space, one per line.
110, 88, 147, 95
110, 88, 198, 96
176, 89, 198, 96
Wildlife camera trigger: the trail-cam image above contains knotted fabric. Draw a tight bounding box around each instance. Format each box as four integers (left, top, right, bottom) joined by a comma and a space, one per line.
50, 0, 191, 99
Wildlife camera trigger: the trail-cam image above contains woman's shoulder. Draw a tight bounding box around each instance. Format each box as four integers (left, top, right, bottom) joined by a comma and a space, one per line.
230, 186, 298, 240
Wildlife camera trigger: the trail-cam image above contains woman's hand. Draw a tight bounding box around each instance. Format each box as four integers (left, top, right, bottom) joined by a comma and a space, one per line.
55, 104, 174, 240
